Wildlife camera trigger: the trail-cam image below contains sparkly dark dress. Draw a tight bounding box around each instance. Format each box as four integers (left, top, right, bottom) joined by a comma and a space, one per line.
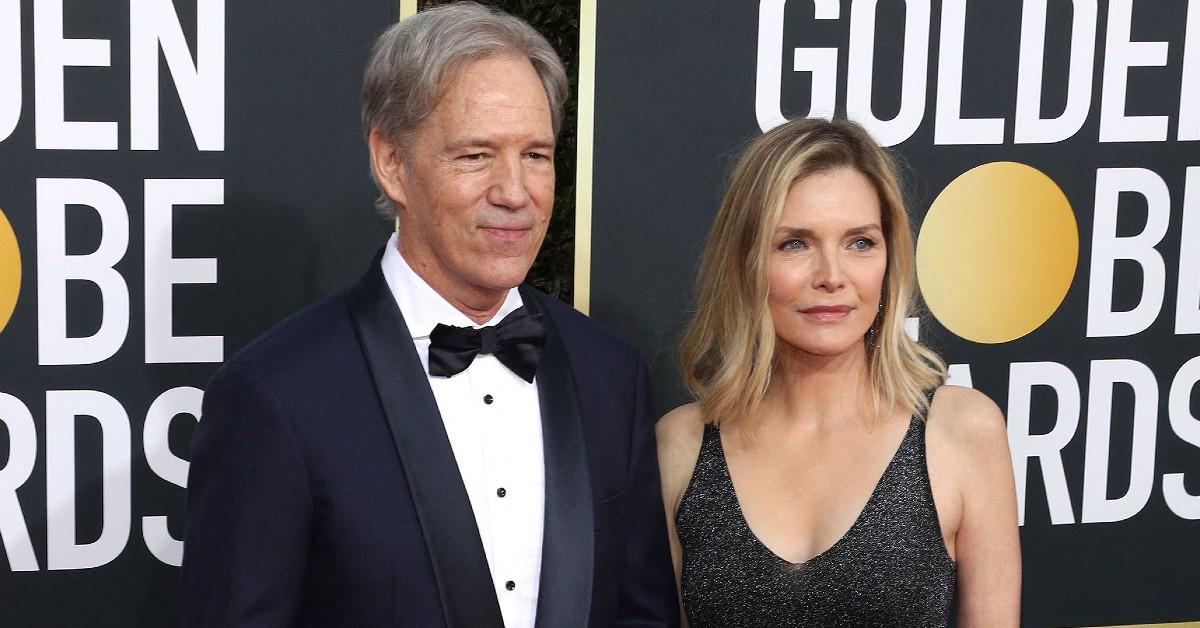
676, 418, 956, 627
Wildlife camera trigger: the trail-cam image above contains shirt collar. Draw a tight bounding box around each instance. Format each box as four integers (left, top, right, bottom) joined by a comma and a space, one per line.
380, 232, 524, 339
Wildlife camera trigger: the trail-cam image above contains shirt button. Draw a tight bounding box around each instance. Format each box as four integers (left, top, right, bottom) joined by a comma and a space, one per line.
505, 580, 516, 591
483, 394, 494, 405
496, 487, 506, 498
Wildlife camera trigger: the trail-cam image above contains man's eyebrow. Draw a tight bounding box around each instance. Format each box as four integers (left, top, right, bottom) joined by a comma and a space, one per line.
446, 137, 497, 150
447, 137, 557, 150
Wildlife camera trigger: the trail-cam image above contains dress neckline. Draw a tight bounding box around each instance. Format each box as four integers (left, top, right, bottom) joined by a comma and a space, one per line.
712, 417, 918, 566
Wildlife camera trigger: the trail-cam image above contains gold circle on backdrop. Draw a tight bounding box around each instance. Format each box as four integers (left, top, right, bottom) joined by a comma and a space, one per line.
916, 161, 1078, 344
0, 207, 20, 334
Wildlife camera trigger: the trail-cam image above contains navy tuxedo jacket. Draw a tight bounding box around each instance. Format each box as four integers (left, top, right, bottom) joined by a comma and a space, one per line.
177, 258, 679, 627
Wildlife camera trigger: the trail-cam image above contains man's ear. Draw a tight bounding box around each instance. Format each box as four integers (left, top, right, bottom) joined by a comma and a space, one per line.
368, 128, 408, 208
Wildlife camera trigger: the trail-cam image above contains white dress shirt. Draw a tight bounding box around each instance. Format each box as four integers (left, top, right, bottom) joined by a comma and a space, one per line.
380, 233, 545, 628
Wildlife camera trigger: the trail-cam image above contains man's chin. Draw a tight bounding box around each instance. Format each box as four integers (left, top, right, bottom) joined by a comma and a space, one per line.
471, 262, 535, 292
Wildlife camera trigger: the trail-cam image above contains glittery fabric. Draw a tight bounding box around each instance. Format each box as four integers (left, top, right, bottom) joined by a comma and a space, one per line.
676, 418, 956, 628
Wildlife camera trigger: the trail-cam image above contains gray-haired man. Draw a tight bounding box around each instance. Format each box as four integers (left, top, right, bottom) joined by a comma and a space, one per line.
178, 3, 679, 627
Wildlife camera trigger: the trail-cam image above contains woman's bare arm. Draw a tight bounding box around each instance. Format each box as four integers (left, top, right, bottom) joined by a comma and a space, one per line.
930, 386, 1022, 627
656, 403, 706, 628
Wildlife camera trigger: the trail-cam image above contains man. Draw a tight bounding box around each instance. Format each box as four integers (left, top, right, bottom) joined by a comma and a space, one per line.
177, 3, 678, 627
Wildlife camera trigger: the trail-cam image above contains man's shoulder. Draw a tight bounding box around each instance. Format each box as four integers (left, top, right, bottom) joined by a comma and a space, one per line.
524, 287, 640, 362
222, 288, 358, 378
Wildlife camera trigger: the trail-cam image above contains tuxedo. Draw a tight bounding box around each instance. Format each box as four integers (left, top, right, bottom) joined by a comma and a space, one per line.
177, 254, 679, 627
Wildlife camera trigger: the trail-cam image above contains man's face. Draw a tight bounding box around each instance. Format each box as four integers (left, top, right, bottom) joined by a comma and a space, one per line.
379, 54, 555, 314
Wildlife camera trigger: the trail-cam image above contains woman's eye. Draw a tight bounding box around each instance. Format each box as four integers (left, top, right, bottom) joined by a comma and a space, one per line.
850, 237, 876, 251
778, 238, 805, 251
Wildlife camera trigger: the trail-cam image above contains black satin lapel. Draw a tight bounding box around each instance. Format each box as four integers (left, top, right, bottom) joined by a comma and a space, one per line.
521, 287, 595, 628
347, 260, 504, 628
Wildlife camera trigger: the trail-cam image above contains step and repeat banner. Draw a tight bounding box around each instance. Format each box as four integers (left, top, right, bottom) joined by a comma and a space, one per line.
1, 0, 1196, 626
589, 1, 1197, 627
0, 0, 394, 625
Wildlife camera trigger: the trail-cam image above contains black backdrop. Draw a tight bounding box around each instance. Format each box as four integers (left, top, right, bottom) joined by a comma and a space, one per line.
1, 1, 1198, 626
0, 1, 394, 625
589, 2, 1199, 627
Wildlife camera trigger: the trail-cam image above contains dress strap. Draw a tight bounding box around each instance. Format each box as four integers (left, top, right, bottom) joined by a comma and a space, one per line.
919, 386, 941, 420
676, 422, 734, 532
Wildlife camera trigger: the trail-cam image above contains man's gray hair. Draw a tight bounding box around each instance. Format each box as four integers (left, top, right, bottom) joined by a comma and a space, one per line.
362, 2, 569, 215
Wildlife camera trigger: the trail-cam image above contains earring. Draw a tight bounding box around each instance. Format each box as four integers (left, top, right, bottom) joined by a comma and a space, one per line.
866, 299, 883, 348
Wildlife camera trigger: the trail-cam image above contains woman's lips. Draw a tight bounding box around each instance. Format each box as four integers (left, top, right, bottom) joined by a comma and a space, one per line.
800, 305, 853, 322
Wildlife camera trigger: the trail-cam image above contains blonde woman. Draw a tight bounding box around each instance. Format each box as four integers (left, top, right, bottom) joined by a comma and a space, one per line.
657, 118, 1020, 627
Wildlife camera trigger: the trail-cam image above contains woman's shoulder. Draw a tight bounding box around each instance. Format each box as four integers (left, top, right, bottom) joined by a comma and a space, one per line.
657, 403, 709, 468
656, 403, 710, 512
658, 402, 708, 440
925, 385, 1012, 474
926, 385, 1005, 438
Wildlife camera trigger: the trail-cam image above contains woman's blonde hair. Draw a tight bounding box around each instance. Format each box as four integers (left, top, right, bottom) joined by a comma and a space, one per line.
680, 118, 946, 426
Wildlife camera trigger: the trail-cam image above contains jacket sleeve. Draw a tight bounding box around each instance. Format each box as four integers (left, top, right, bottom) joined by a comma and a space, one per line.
617, 356, 683, 628
177, 362, 312, 628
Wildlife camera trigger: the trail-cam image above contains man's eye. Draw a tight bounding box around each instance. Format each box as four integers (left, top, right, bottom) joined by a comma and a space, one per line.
526, 152, 550, 161
461, 153, 485, 161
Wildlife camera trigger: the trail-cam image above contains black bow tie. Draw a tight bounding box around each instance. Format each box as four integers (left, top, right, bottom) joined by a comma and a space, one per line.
427, 306, 546, 383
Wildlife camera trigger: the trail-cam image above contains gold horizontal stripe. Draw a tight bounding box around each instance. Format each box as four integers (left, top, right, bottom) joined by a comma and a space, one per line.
1082, 622, 1200, 627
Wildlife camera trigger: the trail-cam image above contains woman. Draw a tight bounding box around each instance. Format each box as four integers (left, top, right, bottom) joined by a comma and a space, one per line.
657, 118, 1020, 627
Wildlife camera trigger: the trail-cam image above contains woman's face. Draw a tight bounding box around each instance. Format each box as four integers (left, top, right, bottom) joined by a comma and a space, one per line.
767, 167, 888, 359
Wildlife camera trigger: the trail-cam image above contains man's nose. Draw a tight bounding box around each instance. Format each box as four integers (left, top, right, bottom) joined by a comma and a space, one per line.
487, 155, 531, 210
